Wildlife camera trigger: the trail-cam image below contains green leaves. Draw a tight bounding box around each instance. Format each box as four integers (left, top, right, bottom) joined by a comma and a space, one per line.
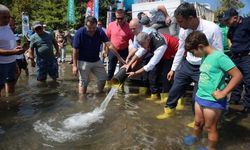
215, 0, 245, 19
4, 0, 115, 31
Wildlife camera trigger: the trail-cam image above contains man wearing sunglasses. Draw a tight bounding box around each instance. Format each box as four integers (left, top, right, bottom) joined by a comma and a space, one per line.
0, 4, 25, 96
105, 9, 133, 88
28, 21, 60, 82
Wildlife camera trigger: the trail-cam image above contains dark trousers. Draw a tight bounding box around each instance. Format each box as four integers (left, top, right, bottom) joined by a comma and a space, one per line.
148, 59, 164, 94
108, 49, 128, 80
231, 55, 250, 108
166, 58, 200, 109
162, 59, 173, 93
230, 81, 243, 103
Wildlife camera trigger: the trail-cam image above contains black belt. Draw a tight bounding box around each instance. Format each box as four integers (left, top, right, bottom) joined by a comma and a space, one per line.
232, 51, 250, 58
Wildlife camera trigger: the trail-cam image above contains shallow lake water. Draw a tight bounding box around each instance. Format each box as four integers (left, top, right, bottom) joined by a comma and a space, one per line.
0, 64, 249, 150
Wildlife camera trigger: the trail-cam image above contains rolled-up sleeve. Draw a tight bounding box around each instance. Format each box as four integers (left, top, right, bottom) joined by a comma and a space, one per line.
135, 47, 147, 58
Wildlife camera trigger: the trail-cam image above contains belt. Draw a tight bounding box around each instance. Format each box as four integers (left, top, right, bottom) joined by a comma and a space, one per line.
232, 51, 250, 58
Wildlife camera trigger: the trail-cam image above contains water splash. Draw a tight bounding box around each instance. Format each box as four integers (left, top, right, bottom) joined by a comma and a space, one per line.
33, 87, 117, 143
0, 126, 5, 134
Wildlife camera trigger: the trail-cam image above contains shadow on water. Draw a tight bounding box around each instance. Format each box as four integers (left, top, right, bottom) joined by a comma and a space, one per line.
0, 64, 250, 150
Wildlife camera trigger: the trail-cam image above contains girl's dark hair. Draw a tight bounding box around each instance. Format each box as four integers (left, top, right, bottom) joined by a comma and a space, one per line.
174, 2, 197, 19
185, 31, 209, 52
85, 16, 97, 25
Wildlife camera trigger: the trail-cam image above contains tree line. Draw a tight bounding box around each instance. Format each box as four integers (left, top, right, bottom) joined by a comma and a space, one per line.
0, 0, 247, 33
1, 0, 115, 33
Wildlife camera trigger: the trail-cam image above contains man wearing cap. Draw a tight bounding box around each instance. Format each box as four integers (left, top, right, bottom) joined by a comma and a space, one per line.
0, 4, 25, 96
28, 21, 60, 82
221, 8, 250, 113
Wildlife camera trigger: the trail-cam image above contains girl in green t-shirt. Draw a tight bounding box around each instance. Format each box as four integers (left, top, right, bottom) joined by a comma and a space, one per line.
183, 31, 242, 150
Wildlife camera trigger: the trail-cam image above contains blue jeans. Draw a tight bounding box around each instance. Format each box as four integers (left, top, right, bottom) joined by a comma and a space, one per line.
230, 81, 243, 103
231, 55, 250, 108
166, 58, 200, 109
107, 49, 128, 80
36, 57, 58, 81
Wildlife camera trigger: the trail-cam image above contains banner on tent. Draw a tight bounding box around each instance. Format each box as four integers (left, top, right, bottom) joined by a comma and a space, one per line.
22, 13, 29, 36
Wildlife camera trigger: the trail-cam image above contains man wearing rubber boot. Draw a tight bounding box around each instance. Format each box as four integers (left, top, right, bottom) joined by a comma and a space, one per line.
126, 32, 168, 100
156, 2, 223, 120
154, 33, 179, 104
126, 18, 156, 96
105, 9, 133, 89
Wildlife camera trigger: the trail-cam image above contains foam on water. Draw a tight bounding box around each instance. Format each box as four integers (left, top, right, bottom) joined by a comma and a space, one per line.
33, 87, 117, 143
0, 126, 5, 134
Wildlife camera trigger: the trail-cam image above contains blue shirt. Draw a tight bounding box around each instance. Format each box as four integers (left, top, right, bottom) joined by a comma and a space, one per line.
228, 17, 250, 53
73, 27, 109, 62
30, 32, 55, 59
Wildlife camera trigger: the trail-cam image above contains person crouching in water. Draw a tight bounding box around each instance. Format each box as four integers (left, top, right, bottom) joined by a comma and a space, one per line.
183, 31, 242, 150
125, 32, 177, 100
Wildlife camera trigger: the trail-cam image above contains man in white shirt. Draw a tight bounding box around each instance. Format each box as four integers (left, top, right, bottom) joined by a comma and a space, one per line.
126, 18, 156, 64
126, 32, 167, 98
156, 2, 223, 119
0, 4, 25, 96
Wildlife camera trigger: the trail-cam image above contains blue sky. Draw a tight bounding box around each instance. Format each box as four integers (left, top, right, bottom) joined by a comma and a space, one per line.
187, 0, 250, 15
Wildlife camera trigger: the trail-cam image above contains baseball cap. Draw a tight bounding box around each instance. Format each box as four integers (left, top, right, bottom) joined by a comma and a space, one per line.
140, 16, 150, 25
32, 21, 42, 29
221, 8, 238, 20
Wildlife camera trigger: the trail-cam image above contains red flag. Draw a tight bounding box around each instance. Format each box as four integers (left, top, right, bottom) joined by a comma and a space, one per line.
86, 0, 94, 17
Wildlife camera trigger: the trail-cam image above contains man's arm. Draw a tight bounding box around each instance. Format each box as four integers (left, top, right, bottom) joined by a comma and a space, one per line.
104, 42, 126, 64
0, 46, 24, 56
143, 45, 167, 72
72, 48, 79, 75
125, 47, 148, 71
212, 26, 224, 52
52, 38, 60, 57
126, 47, 137, 63
105, 23, 112, 39
170, 29, 186, 71
167, 30, 185, 81
228, 39, 232, 48
126, 36, 140, 63
213, 67, 242, 100
157, 5, 171, 26
128, 45, 167, 77
28, 47, 36, 67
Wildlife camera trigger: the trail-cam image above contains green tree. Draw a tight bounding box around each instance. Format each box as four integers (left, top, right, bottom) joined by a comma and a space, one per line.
0, 0, 13, 8
2, 0, 118, 31
215, 0, 245, 18
30, 0, 68, 30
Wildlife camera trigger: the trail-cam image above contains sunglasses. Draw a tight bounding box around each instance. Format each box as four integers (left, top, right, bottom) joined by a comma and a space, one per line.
116, 17, 124, 20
